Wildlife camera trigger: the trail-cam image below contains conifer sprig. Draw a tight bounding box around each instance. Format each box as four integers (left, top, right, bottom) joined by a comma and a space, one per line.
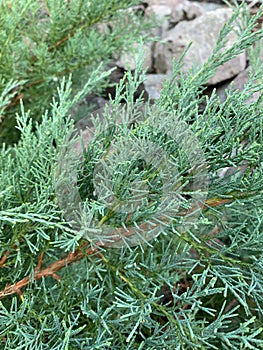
0, 2, 263, 349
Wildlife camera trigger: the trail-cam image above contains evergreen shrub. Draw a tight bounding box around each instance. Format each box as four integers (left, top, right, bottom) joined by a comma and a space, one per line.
0, 0, 152, 145
0, 1, 263, 349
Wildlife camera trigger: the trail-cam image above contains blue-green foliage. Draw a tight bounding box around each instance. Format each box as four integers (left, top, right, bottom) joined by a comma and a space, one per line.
0, 2, 263, 349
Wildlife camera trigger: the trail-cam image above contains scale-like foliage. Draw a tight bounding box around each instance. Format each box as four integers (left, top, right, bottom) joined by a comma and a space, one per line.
0, 2, 263, 349
0, 0, 153, 145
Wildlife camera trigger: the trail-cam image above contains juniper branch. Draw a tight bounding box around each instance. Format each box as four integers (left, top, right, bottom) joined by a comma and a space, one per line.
0, 193, 252, 301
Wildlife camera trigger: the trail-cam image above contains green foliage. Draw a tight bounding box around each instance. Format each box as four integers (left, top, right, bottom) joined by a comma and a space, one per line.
0, 0, 153, 145
1, 2, 263, 349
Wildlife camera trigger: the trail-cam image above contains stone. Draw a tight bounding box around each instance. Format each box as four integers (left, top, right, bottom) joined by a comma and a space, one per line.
145, 4, 172, 20
232, 67, 260, 104
116, 43, 153, 71
144, 74, 166, 99
103, 67, 148, 101
145, 3, 171, 38
182, 1, 204, 20
197, 1, 228, 12
145, 0, 204, 34
216, 66, 261, 104
121, 0, 204, 74
154, 8, 246, 85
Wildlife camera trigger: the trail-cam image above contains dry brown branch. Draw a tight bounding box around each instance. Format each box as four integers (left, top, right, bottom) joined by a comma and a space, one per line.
0, 192, 252, 300
0, 242, 101, 300
0, 250, 11, 268
223, 298, 239, 314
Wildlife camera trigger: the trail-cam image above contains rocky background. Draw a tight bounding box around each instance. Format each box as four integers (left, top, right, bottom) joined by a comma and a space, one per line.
83, 0, 263, 113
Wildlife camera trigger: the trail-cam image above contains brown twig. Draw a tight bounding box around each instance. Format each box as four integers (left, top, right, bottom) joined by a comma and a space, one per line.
34, 251, 45, 273
0, 242, 101, 300
223, 298, 239, 314
0, 193, 253, 300
0, 250, 11, 268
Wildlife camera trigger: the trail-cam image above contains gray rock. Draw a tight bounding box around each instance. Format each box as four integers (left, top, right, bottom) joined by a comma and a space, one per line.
232, 67, 260, 104
144, 74, 166, 99
145, 3, 171, 38
197, 1, 228, 12
216, 66, 261, 103
178, 0, 204, 21
154, 8, 246, 85
117, 0, 204, 73
116, 43, 153, 71
145, 0, 204, 31
145, 3, 172, 20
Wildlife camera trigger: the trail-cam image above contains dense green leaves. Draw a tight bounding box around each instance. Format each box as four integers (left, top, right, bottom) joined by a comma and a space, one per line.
0, 1, 263, 349
0, 0, 152, 145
